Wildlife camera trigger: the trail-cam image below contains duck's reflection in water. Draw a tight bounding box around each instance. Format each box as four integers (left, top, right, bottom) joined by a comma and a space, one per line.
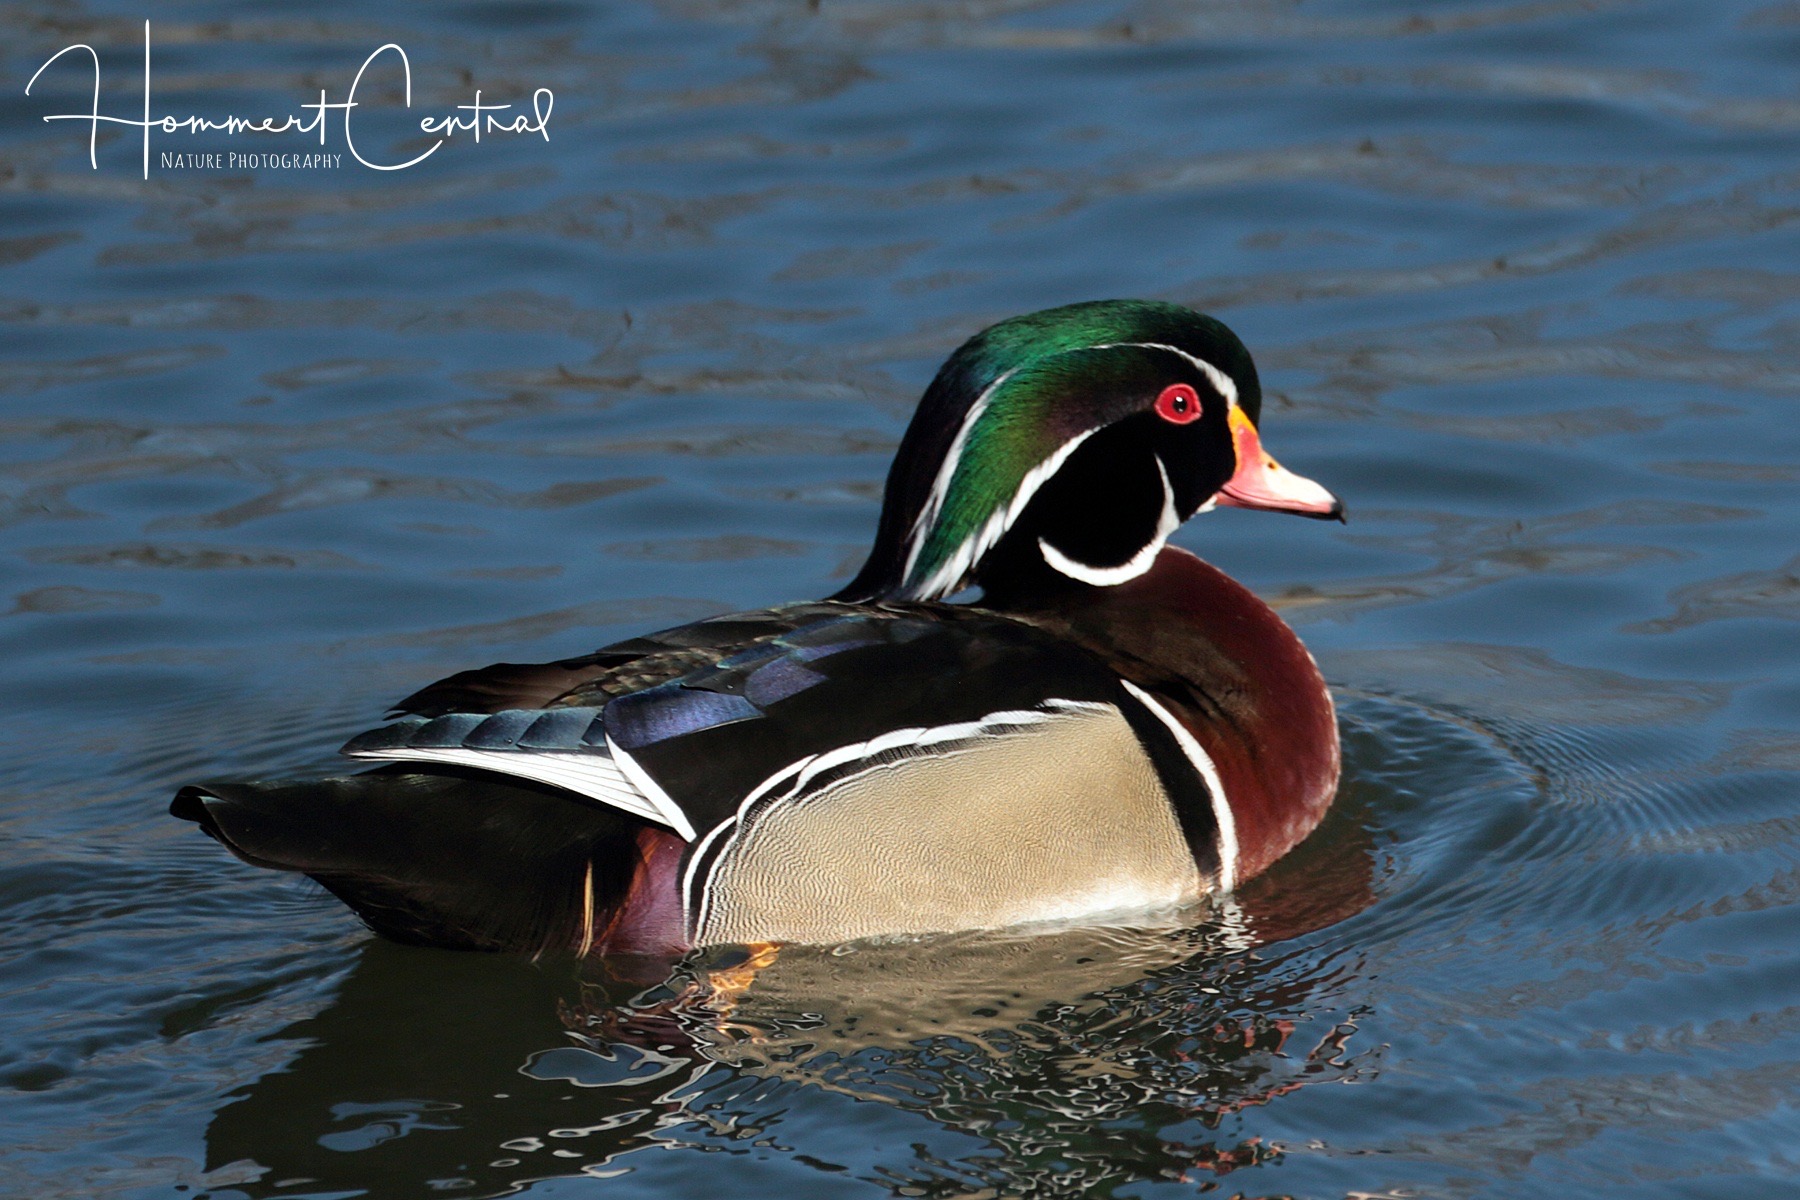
199, 796, 1376, 1197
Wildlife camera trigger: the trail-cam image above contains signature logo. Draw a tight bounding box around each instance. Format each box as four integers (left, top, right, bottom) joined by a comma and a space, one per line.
26, 21, 553, 178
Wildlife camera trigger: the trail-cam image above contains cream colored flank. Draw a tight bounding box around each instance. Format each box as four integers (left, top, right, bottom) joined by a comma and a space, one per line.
694, 703, 1203, 946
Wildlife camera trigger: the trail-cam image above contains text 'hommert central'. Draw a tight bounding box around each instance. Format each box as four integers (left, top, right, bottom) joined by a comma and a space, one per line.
26, 21, 553, 178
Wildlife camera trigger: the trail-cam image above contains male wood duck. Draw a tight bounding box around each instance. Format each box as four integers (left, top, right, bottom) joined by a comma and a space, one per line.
173, 300, 1344, 956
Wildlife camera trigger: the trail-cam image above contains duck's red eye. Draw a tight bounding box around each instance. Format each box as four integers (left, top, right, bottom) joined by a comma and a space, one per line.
1154, 383, 1202, 425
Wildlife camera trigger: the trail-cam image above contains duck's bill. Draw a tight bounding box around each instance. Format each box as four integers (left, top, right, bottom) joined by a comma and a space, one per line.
1218, 407, 1345, 522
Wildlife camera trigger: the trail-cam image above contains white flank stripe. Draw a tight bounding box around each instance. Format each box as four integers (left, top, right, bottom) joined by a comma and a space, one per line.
682, 754, 815, 929
1037, 454, 1178, 587
681, 821, 735, 932
1119, 680, 1238, 892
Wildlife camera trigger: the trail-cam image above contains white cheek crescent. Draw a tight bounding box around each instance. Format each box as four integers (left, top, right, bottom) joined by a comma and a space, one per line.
1037, 455, 1179, 587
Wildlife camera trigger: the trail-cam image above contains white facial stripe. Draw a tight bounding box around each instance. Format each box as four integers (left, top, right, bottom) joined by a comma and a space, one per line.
1091, 341, 1239, 408
1005, 431, 1097, 536
902, 365, 1021, 588
1119, 680, 1238, 892
1037, 455, 1179, 587
904, 427, 1097, 600
1038, 540, 1146, 587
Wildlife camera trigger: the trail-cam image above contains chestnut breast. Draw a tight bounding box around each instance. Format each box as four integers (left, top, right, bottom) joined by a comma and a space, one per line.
1004, 546, 1340, 883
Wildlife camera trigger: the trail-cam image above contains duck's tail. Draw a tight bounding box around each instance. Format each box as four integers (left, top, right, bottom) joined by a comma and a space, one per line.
170, 766, 682, 957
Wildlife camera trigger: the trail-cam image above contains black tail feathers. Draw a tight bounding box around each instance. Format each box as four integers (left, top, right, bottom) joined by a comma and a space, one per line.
172, 766, 646, 956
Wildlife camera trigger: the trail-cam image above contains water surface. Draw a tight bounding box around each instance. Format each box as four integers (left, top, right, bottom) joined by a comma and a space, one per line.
2, 1, 1798, 1196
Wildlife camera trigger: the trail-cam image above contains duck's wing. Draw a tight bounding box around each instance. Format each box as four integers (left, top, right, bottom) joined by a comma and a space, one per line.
341, 605, 1144, 840
347, 603, 886, 837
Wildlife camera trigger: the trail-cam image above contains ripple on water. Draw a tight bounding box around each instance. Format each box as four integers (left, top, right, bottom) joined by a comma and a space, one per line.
1320, 648, 1778, 947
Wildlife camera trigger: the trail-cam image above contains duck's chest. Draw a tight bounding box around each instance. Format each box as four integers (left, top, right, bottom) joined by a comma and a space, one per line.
992, 547, 1342, 887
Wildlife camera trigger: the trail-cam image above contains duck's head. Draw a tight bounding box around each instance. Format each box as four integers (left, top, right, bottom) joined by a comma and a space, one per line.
836, 299, 1342, 604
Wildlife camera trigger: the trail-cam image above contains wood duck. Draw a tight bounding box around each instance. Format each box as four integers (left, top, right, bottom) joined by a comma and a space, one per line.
173, 300, 1344, 956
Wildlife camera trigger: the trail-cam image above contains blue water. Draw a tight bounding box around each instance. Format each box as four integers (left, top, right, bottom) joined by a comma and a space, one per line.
3, 1, 1798, 1196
